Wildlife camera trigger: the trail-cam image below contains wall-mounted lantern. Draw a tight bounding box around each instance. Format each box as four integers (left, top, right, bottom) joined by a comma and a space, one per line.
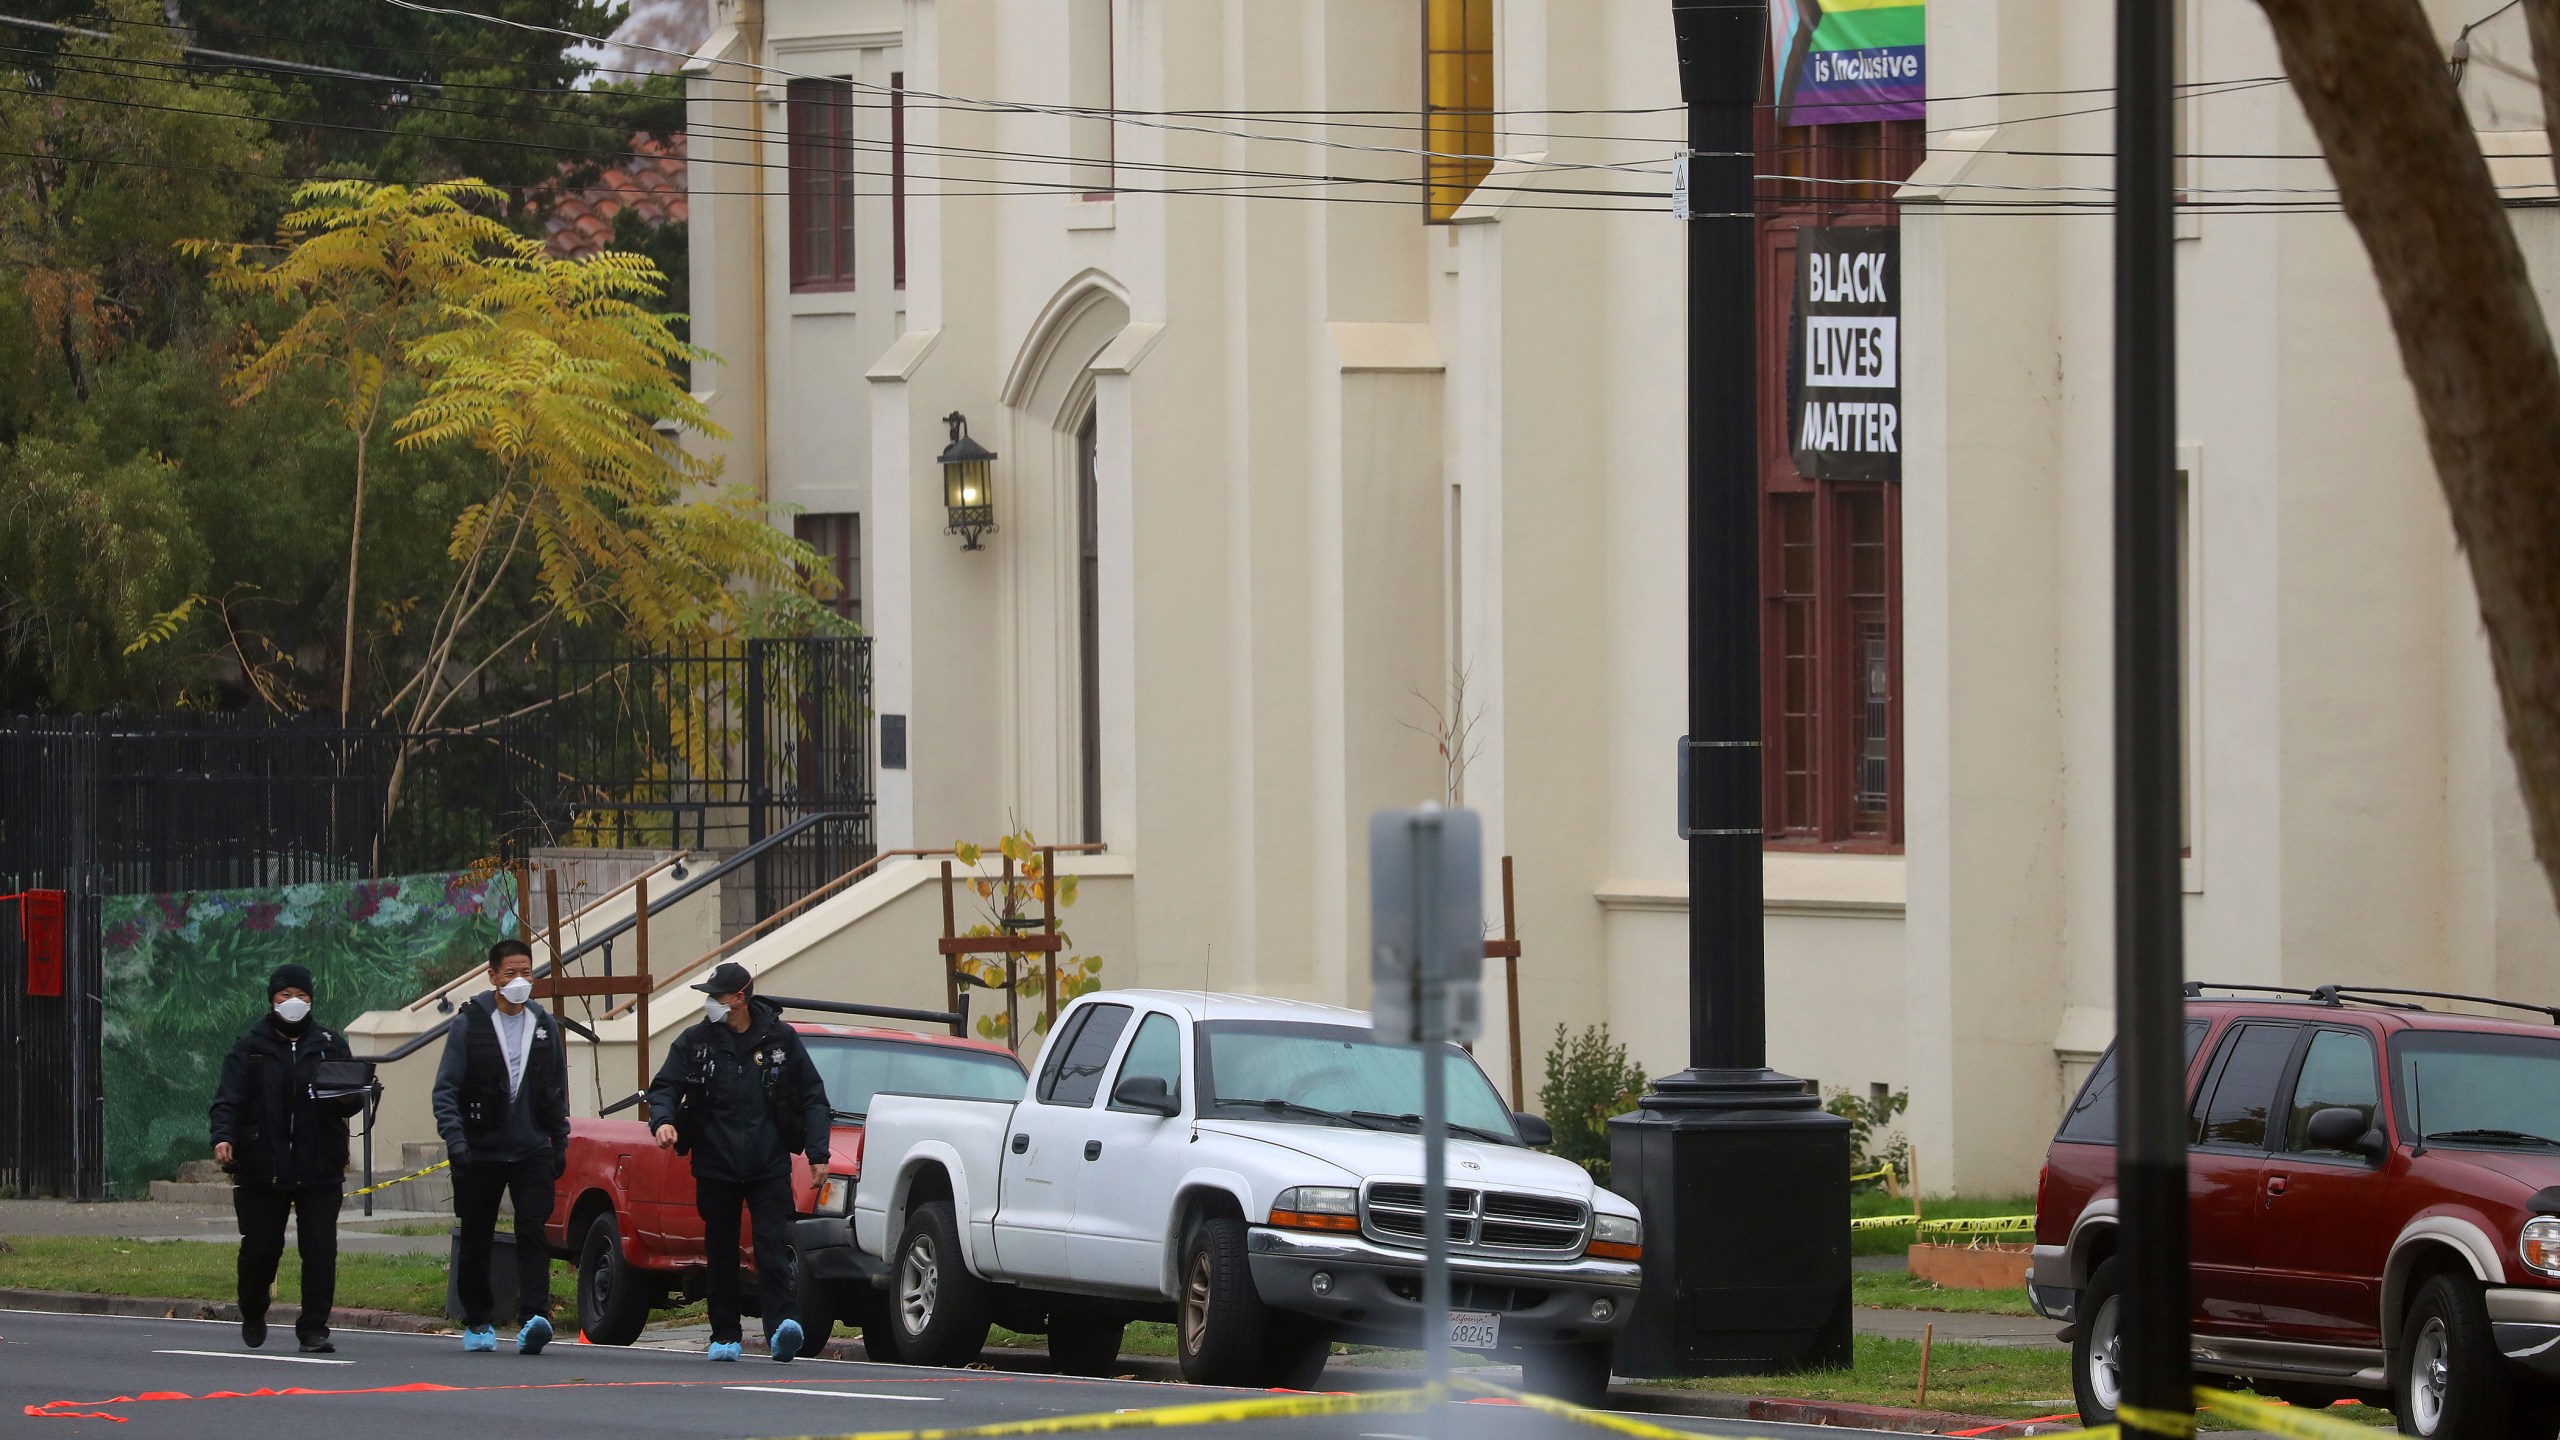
938, 411, 998, 550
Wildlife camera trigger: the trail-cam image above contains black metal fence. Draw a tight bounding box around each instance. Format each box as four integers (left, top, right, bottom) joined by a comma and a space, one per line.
0, 891, 103, 1200
0, 636, 873, 1197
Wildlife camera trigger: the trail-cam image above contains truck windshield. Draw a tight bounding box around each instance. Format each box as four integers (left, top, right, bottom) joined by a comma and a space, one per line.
805, 1038, 1025, 1120
1198, 1021, 1518, 1141
2391, 1031, 2560, 1148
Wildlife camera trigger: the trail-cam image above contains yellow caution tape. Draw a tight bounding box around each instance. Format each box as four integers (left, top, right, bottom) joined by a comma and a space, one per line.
1918, 1215, 2034, 1237
756, 1383, 1436, 1440
1847, 1213, 2034, 1236
739, 1364, 2366, 1440
348, 1157, 450, 1198
1849, 1165, 1894, 1184
2194, 1386, 2382, 1440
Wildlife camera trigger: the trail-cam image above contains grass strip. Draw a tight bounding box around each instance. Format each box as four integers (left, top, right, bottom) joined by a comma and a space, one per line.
0, 1232, 573, 1321
1656, 1335, 2074, 1418
1852, 1270, 2037, 1316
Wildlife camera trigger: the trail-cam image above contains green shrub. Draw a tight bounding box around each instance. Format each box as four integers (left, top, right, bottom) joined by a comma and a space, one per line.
1824, 1086, 1911, 1191
1538, 1024, 1649, 1187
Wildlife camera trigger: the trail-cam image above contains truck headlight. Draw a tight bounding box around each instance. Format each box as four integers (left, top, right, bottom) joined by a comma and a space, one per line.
815, 1173, 853, 1217
2522, 1217, 2560, 1277
1270, 1186, 1361, 1233
1588, 1212, 1642, 1261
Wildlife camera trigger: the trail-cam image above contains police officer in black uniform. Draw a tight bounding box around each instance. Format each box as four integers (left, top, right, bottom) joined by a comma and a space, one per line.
208, 962, 365, 1352
431, 938, 570, 1355
645, 961, 831, 1362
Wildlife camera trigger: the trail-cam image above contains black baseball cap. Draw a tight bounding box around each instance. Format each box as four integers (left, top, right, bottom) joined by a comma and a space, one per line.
691, 961, 753, 997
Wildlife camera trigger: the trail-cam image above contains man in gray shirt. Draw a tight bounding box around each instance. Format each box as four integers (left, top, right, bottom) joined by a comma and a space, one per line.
432, 939, 569, 1355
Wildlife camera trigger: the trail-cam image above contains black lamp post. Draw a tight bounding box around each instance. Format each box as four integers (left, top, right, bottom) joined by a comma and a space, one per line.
939, 411, 998, 550
1607, 0, 1853, 1378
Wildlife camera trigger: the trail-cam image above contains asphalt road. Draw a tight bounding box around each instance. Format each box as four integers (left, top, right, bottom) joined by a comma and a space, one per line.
1, 1308, 1920, 1440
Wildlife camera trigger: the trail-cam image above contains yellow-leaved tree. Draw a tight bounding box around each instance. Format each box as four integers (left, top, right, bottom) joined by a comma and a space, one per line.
172, 179, 823, 808
952, 833, 1103, 1050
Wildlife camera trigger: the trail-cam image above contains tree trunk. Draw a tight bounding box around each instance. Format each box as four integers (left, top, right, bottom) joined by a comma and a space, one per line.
2255, 0, 2560, 914
340, 423, 369, 720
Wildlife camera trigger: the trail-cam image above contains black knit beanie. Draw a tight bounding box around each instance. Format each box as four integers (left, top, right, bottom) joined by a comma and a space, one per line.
267, 963, 316, 1000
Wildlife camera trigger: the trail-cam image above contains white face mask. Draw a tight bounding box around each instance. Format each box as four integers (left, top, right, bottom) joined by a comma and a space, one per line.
273, 997, 312, 1024
499, 977, 533, 1006
703, 995, 730, 1025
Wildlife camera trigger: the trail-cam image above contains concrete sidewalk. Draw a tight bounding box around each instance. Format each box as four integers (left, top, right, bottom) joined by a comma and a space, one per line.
1856, 1306, 2063, 1350
1, 1198, 454, 1255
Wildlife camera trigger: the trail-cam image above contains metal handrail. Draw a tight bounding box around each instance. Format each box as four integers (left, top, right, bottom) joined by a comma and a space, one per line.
609, 841, 1109, 1017
763, 991, 977, 1039
539, 811, 858, 976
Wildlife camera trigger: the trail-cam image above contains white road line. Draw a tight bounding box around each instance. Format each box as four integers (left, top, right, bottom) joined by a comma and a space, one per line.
153, 1348, 354, 1365
725, 1385, 940, 1401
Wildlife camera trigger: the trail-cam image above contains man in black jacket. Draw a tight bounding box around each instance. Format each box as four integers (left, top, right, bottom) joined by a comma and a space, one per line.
431, 938, 570, 1355
646, 961, 831, 1362
208, 962, 365, 1353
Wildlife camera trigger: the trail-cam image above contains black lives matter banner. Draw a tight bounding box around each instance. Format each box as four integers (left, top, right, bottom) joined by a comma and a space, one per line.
1790, 226, 1900, 483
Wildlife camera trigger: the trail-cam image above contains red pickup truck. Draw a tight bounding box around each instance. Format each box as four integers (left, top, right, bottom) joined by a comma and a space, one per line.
546, 1008, 1024, 1349
2036, 984, 2560, 1439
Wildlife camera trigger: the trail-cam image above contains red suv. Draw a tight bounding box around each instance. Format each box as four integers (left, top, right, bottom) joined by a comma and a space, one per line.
2035, 985, 2560, 1439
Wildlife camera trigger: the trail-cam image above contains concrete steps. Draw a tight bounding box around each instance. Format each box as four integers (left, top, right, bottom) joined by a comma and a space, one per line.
351, 1141, 453, 1211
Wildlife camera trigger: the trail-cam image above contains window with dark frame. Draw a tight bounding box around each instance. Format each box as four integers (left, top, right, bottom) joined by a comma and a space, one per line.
1757, 113, 1920, 850
794, 513, 861, 626
1423, 0, 1494, 222
891, 72, 907, 289
787, 78, 858, 291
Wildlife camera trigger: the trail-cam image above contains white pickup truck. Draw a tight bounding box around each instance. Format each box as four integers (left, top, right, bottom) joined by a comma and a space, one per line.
851, 989, 1643, 1401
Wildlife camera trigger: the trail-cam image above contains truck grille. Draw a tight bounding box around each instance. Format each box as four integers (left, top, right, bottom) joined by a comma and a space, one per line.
1362, 1181, 1587, 1256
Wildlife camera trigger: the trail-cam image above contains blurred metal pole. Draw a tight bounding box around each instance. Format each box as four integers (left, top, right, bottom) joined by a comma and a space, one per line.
1414, 812, 1453, 1434
2113, 0, 2192, 1434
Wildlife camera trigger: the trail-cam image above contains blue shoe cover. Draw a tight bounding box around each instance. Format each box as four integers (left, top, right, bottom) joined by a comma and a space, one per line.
708, 1341, 743, 1362
462, 1326, 498, 1353
770, 1318, 804, 1364
517, 1315, 552, 1355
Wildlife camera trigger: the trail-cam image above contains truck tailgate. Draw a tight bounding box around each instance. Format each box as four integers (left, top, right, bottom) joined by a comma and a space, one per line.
852, 1093, 1016, 1263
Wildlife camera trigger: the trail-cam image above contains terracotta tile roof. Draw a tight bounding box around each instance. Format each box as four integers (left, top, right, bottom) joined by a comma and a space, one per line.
545, 132, 689, 259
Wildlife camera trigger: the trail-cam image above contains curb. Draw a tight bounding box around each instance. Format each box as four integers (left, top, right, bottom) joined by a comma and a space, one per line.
0, 1287, 452, 1336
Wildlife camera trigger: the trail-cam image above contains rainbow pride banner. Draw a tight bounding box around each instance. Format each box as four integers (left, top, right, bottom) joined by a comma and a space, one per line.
1771, 0, 1925, 128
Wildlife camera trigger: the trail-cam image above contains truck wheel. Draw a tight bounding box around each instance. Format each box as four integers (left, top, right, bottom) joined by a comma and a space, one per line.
2072, 1258, 2128, 1427
860, 1312, 908, 1363
1522, 1341, 1615, 1407
792, 1264, 838, 1355
2396, 1273, 2514, 1438
577, 1214, 654, 1346
1049, 1318, 1127, 1376
1258, 1321, 1332, 1391
890, 1200, 992, 1368
1177, 1216, 1272, 1387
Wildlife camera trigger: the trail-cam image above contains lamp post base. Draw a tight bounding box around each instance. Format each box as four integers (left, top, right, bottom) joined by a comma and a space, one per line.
1606, 1068, 1854, 1377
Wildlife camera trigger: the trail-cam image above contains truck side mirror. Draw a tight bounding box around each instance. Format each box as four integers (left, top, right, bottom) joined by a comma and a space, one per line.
2304, 1106, 2371, 1155
1111, 1075, 1180, 1117
1513, 1113, 1554, 1148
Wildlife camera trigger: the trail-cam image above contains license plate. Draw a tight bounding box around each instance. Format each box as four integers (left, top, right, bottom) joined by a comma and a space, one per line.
1448, 1310, 1501, 1351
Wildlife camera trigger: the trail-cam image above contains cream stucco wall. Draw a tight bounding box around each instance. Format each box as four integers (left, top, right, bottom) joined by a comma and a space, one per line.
665, 0, 2560, 1203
